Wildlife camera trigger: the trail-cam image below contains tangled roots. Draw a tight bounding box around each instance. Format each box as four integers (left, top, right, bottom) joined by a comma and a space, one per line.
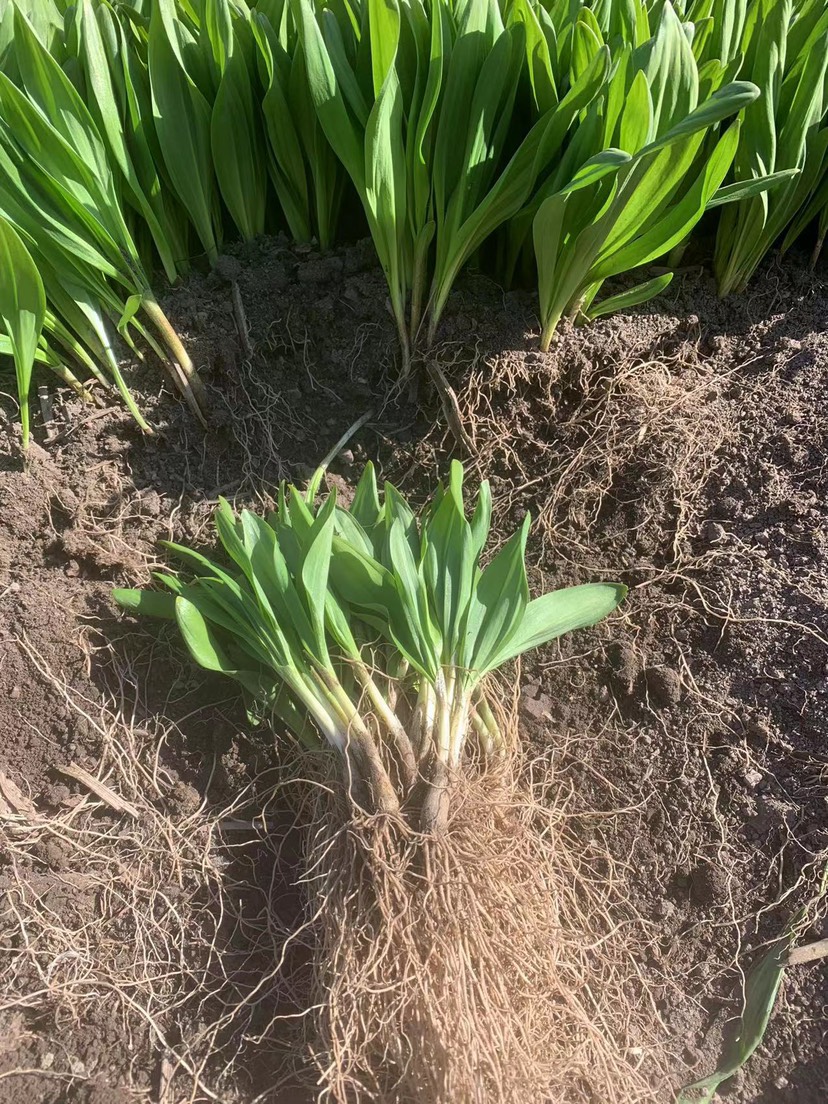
304, 754, 657, 1104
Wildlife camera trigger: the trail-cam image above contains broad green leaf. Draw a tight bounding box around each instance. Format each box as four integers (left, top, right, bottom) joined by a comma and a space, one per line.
350, 461, 382, 530
290, 0, 365, 188
593, 121, 742, 278
333, 507, 374, 557
368, 0, 400, 97
510, 0, 557, 113
639, 0, 698, 135
148, 0, 220, 263
463, 516, 530, 676
176, 595, 237, 672
252, 12, 313, 241
707, 168, 800, 209
113, 587, 177, 619
469, 481, 492, 560
388, 515, 441, 671
487, 583, 627, 669
300, 493, 338, 654
421, 461, 476, 661
13, 8, 114, 197
584, 272, 673, 320
676, 930, 796, 1104
211, 44, 267, 239
74, 0, 180, 282
0, 217, 46, 448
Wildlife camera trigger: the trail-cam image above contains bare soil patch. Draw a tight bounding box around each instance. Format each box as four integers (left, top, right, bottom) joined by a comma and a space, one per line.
0, 238, 826, 1102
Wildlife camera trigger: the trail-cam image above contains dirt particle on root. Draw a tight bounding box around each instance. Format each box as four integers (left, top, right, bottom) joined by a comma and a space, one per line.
32, 838, 73, 870
70, 1080, 134, 1104
689, 863, 730, 906
167, 780, 201, 815
645, 667, 683, 707
297, 255, 344, 284
213, 254, 243, 284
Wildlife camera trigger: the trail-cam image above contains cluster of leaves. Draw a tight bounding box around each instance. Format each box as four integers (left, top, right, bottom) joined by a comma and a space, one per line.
1, 0, 826, 443
0, 2, 209, 446
114, 461, 625, 831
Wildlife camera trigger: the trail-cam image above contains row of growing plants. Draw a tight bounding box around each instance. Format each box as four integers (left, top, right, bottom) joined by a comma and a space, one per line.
1, 0, 827, 444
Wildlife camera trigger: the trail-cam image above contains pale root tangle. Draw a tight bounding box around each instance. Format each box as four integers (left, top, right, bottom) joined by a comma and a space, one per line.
304, 743, 659, 1104
4, 641, 663, 1103
0, 639, 313, 1102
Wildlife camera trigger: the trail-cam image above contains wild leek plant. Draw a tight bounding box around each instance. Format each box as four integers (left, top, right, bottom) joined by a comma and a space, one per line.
0, 217, 44, 450
714, 0, 828, 295
530, 2, 762, 348
114, 461, 625, 833
0, 6, 205, 438
290, 0, 608, 370
71, 0, 191, 284
252, 0, 345, 248
148, 0, 269, 255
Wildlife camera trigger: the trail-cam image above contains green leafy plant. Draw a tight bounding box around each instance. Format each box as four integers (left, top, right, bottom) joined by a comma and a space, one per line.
2, 0, 828, 434
115, 461, 626, 833
71, 0, 191, 283
0, 216, 45, 449
530, 2, 761, 348
0, 4, 205, 437
714, 0, 828, 295
252, 0, 345, 247
290, 0, 609, 370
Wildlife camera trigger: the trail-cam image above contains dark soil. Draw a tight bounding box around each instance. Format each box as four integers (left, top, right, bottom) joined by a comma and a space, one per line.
1, 236, 826, 1103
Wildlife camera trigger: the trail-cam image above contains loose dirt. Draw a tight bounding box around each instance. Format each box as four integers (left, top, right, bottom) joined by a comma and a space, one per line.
0, 237, 826, 1102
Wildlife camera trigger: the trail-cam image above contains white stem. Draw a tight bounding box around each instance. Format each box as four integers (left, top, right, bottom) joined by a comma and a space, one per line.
448, 688, 472, 769
353, 662, 416, 787
289, 669, 346, 751
435, 668, 455, 768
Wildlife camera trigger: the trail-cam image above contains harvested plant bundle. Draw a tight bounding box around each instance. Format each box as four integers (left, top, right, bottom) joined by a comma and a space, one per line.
113, 463, 647, 1101
115, 460, 624, 831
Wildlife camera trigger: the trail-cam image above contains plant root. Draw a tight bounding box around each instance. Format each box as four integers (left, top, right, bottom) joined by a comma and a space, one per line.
304, 748, 658, 1104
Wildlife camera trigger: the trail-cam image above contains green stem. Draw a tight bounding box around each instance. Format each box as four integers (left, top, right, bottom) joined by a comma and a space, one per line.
418, 670, 454, 835
99, 327, 153, 434
291, 669, 348, 751
386, 656, 408, 714
409, 235, 430, 346
47, 361, 94, 403
20, 398, 30, 452
411, 679, 436, 763
392, 293, 411, 382
141, 294, 206, 412
448, 687, 471, 770
811, 231, 826, 270
45, 317, 112, 394
132, 315, 205, 428
539, 308, 563, 352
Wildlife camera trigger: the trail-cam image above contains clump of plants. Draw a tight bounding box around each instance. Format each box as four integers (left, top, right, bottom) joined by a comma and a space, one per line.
113, 461, 646, 1101
115, 461, 624, 830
